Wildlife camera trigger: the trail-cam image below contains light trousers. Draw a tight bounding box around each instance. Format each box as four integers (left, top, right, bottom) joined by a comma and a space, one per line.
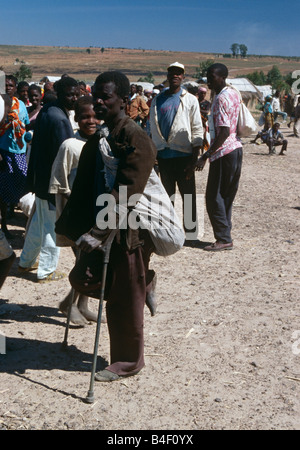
19, 197, 60, 279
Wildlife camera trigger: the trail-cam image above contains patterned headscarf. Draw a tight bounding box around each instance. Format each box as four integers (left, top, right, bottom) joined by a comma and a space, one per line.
0, 97, 26, 149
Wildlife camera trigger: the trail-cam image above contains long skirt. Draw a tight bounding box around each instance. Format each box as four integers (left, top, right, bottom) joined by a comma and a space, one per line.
0, 150, 28, 204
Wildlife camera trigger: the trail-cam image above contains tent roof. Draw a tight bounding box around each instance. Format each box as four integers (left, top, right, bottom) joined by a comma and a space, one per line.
255, 85, 272, 99
40, 76, 61, 83
226, 77, 259, 94
131, 81, 154, 91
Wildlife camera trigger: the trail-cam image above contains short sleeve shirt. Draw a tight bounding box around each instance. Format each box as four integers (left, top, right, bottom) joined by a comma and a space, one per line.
210, 87, 241, 162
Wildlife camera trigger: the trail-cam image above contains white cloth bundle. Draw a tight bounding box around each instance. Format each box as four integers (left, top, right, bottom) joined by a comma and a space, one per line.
97, 137, 185, 256
0, 95, 4, 123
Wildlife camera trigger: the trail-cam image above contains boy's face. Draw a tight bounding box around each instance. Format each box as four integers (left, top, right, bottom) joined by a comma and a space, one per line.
18, 87, 29, 104
76, 104, 100, 137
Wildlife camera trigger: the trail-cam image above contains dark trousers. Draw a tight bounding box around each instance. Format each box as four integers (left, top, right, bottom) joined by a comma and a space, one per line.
206, 148, 243, 243
105, 237, 153, 376
158, 156, 197, 236
266, 138, 288, 154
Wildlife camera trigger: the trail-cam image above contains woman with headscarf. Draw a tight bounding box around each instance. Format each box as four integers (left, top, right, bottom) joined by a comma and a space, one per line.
0, 75, 29, 237
263, 95, 274, 130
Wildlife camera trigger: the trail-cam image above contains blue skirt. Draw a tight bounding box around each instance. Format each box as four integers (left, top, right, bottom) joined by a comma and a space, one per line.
0, 150, 28, 204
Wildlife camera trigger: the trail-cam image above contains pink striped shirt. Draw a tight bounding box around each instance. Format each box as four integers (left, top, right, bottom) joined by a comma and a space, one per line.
210, 87, 241, 162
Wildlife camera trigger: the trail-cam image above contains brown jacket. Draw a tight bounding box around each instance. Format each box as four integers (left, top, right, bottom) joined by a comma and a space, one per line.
55, 116, 157, 250
126, 95, 150, 120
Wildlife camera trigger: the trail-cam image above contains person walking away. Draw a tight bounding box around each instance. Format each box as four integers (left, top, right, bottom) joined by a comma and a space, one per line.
196, 63, 243, 251
18, 76, 79, 282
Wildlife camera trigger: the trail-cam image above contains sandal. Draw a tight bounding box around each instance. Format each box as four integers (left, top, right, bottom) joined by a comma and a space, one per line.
37, 271, 66, 283
94, 369, 121, 382
18, 261, 39, 272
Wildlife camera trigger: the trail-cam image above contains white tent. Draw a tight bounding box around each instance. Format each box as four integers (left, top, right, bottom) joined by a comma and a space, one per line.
226, 77, 262, 108
226, 77, 259, 94
255, 85, 272, 99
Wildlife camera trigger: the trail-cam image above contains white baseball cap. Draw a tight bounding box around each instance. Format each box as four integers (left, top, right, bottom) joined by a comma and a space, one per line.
167, 62, 185, 73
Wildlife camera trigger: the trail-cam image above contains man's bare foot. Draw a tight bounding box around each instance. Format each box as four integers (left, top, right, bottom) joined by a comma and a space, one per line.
146, 273, 157, 316
77, 295, 106, 323
78, 304, 98, 322
59, 299, 89, 326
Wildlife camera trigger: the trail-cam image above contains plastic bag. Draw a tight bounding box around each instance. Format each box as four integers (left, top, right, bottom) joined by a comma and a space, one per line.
18, 193, 35, 217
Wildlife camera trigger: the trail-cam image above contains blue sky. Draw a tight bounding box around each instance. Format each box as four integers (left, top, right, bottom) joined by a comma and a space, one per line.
0, 0, 299, 56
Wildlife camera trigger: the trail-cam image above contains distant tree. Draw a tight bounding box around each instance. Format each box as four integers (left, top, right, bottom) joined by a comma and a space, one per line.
284, 72, 295, 88
86, 48, 91, 54
239, 44, 248, 58
244, 70, 266, 86
194, 59, 215, 79
267, 65, 283, 90
230, 43, 240, 58
138, 72, 155, 84
266, 65, 290, 92
14, 64, 32, 82
101, 47, 105, 54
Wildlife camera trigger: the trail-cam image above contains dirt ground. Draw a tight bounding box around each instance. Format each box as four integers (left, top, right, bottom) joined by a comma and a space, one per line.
0, 123, 300, 431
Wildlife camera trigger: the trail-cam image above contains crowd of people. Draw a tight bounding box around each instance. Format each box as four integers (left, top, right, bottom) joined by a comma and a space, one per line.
0, 61, 297, 382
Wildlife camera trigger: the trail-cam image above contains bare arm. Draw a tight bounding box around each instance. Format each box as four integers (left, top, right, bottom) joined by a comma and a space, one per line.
195, 126, 230, 171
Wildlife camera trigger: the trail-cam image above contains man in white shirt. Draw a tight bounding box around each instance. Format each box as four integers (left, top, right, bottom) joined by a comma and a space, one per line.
271, 91, 287, 122
149, 62, 203, 240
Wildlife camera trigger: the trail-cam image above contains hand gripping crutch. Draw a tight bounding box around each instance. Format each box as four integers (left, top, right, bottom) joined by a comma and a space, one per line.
85, 226, 120, 404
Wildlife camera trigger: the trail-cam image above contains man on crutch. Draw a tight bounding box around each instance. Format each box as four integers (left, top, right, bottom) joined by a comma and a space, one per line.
56, 71, 157, 382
